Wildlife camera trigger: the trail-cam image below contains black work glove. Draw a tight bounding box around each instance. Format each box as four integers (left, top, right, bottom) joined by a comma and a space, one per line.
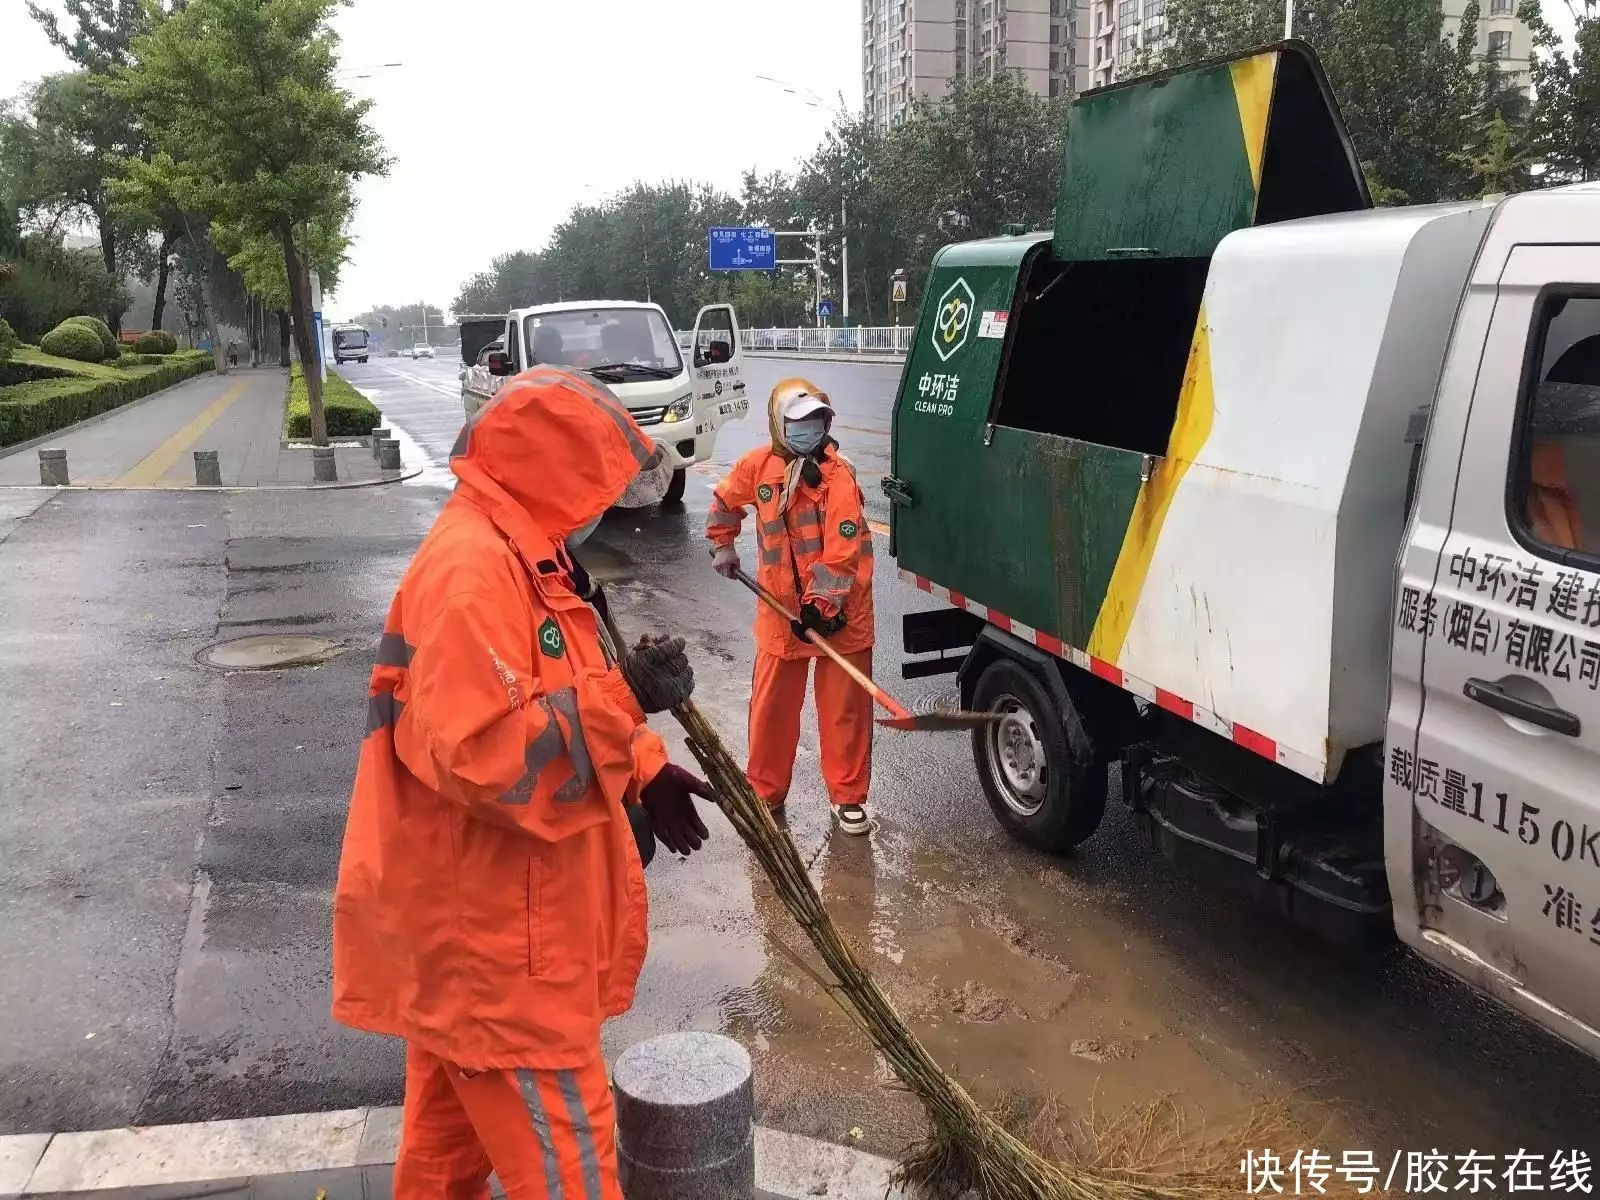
621, 634, 695, 713
640, 763, 713, 856
626, 803, 656, 869
791, 602, 846, 642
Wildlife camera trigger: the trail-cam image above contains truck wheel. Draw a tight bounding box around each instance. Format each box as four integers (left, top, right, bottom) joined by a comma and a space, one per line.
971, 657, 1106, 853
661, 468, 687, 506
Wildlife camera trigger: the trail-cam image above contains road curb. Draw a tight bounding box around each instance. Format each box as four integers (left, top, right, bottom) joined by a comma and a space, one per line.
0, 466, 426, 493
0, 1110, 903, 1198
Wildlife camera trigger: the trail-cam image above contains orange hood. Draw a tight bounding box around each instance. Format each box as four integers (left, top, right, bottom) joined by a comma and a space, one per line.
449, 366, 657, 538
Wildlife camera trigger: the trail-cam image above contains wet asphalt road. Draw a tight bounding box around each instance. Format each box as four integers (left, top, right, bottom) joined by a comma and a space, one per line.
2, 353, 1597, 1164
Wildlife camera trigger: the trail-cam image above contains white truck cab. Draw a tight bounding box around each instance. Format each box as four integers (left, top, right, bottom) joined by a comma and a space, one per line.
461, 300, 748, 504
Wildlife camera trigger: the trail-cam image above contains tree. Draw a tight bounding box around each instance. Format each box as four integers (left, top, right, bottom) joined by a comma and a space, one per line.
117, 0, 388, 442
1152, 0, 1494, 204
1522, 0, 1600, 181
26, 0, 155, 73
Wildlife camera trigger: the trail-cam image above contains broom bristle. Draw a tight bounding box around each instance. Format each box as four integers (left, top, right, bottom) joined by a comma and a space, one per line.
671, 700, 1283, 1200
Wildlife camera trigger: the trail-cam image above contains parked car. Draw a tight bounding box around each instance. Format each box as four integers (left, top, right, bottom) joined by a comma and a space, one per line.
411, 343, 435, 360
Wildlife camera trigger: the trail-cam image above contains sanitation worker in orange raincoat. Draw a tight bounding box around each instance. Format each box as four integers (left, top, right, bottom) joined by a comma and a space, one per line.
333, 365, 713, 1200
706, 378, 875, 835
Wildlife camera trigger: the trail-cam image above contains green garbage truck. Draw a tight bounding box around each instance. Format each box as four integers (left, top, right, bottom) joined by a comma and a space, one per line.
887, 40, 1600, 1060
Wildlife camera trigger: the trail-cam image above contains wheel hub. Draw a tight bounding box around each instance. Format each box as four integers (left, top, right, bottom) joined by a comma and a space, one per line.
987, 697, 1048, 815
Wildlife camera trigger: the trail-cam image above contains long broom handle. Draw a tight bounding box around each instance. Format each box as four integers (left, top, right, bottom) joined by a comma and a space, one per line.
732, 568, 914, 722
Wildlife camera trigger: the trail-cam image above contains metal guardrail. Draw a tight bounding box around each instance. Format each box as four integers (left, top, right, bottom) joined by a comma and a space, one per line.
675, 326, 913, 355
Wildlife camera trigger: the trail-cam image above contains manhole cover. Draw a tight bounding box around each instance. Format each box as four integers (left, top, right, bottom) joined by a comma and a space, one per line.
911, 687, 963, 717
198, 634, 345, 670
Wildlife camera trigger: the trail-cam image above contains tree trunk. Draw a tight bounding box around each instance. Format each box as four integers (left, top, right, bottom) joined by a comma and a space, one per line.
99, 217, 121, 335
279, 227, 327, 444
151, 234, 176, 333
277, 309, 291, 367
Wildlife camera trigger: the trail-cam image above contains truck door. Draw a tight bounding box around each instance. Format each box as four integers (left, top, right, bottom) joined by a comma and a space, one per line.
689, 304, 748, 433
1398, 241, 1600, 1057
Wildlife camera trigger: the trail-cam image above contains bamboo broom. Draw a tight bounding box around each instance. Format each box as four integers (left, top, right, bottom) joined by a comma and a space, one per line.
668, 697, 1234, 1200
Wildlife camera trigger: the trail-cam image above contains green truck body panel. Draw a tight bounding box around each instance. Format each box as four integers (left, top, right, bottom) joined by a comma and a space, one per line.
889, 41, 1370, 672
1054, 60, 1258, 261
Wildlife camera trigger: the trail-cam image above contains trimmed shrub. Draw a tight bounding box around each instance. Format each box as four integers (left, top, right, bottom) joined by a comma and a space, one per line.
285, 364, 381, 438
131, 330, 178, 355
0, 318, 17, 363
64, 315, 118, 359
118, 352, 169, 367
0, 353, 212, 447
0, 359, 74, 387
153, 329, 179, 354
39, 322, 107, 362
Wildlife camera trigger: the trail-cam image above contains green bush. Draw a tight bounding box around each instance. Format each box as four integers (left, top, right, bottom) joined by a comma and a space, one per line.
0, 358, 73, 387
153, 329, 178, 354
0, 318, 16, 363
285, 364, 381, 437
64, 315, 118, 359
131, 330, 179, 355
39, 322, 106, 362
0, 353, 212, 447
118, 352, 168, 367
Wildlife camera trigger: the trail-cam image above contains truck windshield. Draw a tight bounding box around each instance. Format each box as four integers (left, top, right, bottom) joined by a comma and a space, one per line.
524, 308, 682, 375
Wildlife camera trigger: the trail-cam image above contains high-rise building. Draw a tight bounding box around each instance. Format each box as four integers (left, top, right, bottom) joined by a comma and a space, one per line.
1442, 0, 1533, 90
862, 0, 1092, 131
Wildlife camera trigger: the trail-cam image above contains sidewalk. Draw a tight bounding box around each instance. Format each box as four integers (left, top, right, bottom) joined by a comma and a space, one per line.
0, 368, 404, 489
0, 1110, 901, 1199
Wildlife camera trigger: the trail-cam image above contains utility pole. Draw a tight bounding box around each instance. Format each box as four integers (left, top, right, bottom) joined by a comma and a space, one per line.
1283, 0, 1293, 36
840, 196, 850, 328
422, 302, 429, 345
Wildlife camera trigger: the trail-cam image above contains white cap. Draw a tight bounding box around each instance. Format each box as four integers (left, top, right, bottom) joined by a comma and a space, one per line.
783, 394, 833, 421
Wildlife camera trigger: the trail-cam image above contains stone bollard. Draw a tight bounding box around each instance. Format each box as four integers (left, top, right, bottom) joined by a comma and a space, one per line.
378, 438, 401, 471
311, 445, 338, 483
38, 448, 68, 486
614, 1032, 754, 1199
370, 427, 390, 459
193, 449, 222, 487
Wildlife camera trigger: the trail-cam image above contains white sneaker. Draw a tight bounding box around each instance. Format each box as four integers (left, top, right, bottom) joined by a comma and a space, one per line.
835, 804, 871, 836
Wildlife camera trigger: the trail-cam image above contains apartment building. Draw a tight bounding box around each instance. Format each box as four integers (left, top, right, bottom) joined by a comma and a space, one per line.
862, 0, 1092, 131
1442, 0, 1533, 89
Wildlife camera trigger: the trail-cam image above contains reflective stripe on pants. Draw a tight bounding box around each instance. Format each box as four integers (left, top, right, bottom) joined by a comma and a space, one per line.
394, 1042, 620, 1200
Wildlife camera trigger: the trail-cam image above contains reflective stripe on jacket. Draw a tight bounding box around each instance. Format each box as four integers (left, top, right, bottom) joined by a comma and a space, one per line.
706, 447, 875, 661
334, 367, 670, 1070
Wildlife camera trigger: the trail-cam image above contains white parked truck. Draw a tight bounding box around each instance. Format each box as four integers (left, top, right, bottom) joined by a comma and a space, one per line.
888, 42, 1600, 1060
461, 300, 748, 505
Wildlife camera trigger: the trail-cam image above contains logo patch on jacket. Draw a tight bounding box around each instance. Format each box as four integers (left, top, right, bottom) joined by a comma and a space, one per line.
758, 483, 774, 503
839, 519, 859, 538
538, 617, 566, 658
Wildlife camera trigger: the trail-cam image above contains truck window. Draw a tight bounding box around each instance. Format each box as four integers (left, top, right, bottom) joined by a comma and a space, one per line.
988, 251, 1207, 457
1511, 295, 1600, 561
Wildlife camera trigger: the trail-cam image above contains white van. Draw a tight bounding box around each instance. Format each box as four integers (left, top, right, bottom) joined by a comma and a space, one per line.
461, 301, 748, 505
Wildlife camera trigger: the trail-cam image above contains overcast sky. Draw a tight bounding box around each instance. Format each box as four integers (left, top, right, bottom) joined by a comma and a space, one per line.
1, 0, 863, 319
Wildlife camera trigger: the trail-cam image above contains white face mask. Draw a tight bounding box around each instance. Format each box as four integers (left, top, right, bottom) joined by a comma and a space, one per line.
785, 417, 829, 456
568, 516, 601, 547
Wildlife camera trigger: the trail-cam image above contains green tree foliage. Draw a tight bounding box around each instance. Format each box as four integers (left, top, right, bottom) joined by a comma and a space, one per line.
1153, 0, 1503, 204
1522, 0, 1600, 181
116, 0, 388, 440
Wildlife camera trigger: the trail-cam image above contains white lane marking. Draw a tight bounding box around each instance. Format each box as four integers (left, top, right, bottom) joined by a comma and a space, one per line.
375, 365, 461, 399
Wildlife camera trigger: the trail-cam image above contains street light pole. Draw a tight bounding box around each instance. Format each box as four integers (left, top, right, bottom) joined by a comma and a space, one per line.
1284, 0, 1293, 37
840, 196, 850, 329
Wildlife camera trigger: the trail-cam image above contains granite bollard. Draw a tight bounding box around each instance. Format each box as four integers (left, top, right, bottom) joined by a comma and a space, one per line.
38, 448, 68, 486
311, 445, 338, 482
614, 1031, 755, 1199
193, 449, 222, 486
378, 438, 401, 471
370, 427, 390, 458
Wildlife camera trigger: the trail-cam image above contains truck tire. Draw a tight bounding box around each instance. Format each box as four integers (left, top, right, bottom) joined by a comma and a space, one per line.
661, 468, 687, 506
971, 657, 1107, 853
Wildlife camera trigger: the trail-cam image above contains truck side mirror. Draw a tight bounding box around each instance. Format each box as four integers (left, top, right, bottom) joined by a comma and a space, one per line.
487, 351, 515, 377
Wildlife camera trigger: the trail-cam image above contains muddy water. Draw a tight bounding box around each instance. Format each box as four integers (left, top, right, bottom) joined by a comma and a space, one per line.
593, 519, 1599, 1172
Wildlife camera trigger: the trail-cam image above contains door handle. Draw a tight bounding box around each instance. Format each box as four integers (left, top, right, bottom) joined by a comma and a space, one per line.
1464, 678, 1581, 737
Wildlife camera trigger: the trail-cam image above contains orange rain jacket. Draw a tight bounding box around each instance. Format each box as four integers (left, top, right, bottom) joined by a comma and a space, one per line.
333, 366, 670, 1071
706, 387, 875, 661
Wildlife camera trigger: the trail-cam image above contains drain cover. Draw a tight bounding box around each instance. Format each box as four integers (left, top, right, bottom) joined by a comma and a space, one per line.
910, 687, 963, 717
198, 634, 345, 670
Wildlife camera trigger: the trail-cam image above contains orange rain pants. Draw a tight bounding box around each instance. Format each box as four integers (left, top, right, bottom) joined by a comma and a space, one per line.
748, 649, 874, 808
394, 1043, 620, 1200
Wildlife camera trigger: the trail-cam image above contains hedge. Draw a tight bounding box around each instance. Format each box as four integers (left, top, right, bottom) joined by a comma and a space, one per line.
0, 318, 17, 363
285, 364, 381, 438
40, 322, 107, 362
0, 353, 213, 447
0, 359, 74, 387
64, 316, 119, 360
132, 330, 178, 354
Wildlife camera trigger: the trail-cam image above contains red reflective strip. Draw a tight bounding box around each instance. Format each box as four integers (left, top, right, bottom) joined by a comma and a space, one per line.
1035, 630, 1064, 656
915, 575, 933, 593
1233, 723, 1276, 759
988, 610, 1013, 633
1090, 657, 1123, 685
949, 590, 967, 610
1155, 688, 1193, 719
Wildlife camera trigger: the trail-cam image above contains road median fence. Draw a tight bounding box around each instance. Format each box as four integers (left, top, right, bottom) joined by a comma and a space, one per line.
0, 349, 212, 448
678, 326, 913, 356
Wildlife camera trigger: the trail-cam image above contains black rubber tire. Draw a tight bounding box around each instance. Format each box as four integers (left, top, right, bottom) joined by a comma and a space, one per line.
661, 468, 687, 506
971, 657, 1106, 853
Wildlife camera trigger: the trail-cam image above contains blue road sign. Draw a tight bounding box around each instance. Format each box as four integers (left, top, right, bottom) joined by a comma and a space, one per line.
708, 226, 776, 271
818, 298, 835, 318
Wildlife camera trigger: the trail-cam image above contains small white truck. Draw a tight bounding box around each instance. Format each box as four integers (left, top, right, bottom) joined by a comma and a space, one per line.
889, 42, 1600, 1061
460, 300, 748, 505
